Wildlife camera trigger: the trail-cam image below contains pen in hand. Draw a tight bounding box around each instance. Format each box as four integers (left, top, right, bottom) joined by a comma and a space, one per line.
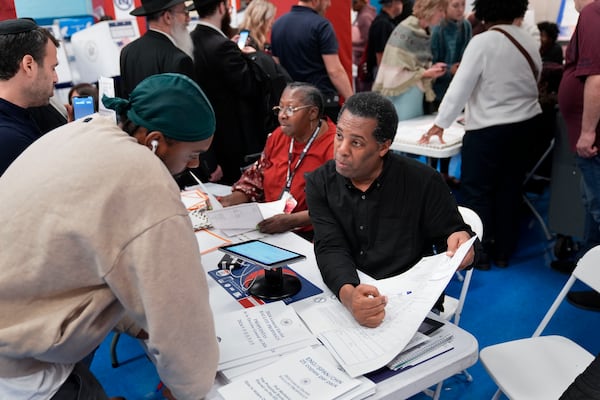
386, 290, 413, 299
366, 292, 389, 304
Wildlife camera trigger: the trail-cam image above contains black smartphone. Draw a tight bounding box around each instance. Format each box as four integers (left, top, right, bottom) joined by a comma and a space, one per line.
418, 317, 444, 335
237, 29, 250, 50
72, 96, 95, 120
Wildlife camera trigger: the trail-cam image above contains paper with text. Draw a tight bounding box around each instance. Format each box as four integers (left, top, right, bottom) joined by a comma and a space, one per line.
218, 346, 362, 400
206, 203, 263, 231
295, 237, 476, 377
215, 301, 314, 367
98, 76, 116, 122
206, 199, 286, 236
219, 339, 321, 381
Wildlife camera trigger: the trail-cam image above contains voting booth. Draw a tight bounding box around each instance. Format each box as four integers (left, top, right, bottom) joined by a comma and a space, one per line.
70, 19, 139, 84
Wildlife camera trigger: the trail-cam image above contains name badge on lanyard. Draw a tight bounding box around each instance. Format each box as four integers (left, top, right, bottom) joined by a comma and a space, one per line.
280, 120, 322, 214
281, 190, 298, 214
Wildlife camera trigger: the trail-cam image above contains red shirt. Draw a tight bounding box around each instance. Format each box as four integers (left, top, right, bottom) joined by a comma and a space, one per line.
558, 1, 600, 152
232, 118, 335, 214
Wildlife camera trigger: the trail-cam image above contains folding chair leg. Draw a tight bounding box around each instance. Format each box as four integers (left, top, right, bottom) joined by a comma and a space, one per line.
462, 368, 473, 382
491, 388, 502, 400
523, 194, 553, 240
422, 381, 444, 400
432, 381, 443, 400
454, 270, 465, 282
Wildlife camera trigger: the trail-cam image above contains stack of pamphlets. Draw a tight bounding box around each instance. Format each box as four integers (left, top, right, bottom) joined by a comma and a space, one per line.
218, 345, 376, 400
215, 301, 318, 380
387, 329, 454, 371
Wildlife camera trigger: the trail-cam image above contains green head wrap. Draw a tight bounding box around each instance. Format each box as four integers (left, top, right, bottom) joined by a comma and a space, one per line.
102, 73, 215, 142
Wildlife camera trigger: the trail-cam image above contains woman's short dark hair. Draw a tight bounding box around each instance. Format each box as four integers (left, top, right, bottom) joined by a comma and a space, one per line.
537, 21, 560, 42
339, 92, 398, 143
286, 82, 325, 118
473, 0, 529, 23
68, 83, 99, 109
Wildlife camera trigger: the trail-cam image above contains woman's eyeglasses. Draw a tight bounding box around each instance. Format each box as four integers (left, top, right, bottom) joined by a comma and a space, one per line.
272, 105, 312, 117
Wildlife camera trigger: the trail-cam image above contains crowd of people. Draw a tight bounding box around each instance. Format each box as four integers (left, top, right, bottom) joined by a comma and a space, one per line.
1, 0, 599, 398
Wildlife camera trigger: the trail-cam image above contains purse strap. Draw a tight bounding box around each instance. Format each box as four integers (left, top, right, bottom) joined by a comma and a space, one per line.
490, 26, 539, 80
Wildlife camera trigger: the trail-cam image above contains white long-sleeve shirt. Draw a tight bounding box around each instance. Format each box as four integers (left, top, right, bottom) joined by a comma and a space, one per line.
434, 24, 542, 131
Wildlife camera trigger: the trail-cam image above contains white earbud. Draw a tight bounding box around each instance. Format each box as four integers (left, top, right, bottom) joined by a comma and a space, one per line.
151, 140, 158, 153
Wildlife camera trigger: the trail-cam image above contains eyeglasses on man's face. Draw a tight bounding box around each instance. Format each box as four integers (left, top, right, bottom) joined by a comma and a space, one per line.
272, 105, 313, 117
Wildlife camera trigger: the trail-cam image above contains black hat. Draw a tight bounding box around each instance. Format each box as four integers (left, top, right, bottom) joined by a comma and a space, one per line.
130, 0, 189, 16
0, 18, 37, 35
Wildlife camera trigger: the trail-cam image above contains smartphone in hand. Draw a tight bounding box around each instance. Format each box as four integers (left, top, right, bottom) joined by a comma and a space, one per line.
237, 29, 250, 50
72, 96, 95, 120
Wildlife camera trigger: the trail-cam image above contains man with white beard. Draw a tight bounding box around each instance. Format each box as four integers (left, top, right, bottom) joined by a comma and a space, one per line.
119, 0, 196, 100
119, 0, 222, 184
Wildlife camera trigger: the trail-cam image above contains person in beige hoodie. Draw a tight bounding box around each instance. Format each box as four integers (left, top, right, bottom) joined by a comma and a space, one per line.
0, 73, 219, 400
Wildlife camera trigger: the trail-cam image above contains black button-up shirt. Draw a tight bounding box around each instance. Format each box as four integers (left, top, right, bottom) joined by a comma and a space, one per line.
306, 153, 470, 297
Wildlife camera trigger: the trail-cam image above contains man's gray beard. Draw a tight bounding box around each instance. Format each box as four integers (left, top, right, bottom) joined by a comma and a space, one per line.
173, 22, 194, 60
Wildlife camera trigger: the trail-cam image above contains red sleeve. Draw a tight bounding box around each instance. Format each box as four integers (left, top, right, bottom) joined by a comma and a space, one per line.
574, 3, 600, 78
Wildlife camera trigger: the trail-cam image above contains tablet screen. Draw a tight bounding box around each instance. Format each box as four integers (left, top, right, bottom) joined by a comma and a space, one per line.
218, 240, 305, 268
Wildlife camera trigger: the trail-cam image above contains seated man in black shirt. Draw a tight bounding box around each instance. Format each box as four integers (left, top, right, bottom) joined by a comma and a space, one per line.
560, 353, 600, 400
305, 92, 475, 328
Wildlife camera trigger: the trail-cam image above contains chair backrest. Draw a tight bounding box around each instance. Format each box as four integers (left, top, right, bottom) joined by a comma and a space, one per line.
458, 206, 483, 240
573, 245, 600, 293
533, 244, 600, 337
450, 206, 483, 325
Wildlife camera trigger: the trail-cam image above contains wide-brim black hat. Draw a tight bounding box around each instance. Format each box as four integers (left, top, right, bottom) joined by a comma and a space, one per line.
130, 0, 189, 16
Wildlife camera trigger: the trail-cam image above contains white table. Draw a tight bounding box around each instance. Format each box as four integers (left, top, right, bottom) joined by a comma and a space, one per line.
372, 316, 478, 399
392, 115, 465, 159
200, 231, 478, 399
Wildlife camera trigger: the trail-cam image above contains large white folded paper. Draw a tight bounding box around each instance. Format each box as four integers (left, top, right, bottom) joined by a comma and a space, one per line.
294, 237, 476, 377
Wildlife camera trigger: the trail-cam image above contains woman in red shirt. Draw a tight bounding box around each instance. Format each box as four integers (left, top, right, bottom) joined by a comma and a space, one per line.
217, 82, 335, 240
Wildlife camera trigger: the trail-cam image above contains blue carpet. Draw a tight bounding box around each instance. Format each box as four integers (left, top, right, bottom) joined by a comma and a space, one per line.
91, 157, 600, 400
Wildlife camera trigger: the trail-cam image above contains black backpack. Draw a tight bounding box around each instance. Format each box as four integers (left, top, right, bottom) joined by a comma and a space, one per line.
247, 51, 292, 135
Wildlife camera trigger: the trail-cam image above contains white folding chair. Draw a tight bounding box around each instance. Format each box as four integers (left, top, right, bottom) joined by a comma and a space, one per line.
425, 206, 482, 400
441, 206, 483, 326
479, 245, 600, 400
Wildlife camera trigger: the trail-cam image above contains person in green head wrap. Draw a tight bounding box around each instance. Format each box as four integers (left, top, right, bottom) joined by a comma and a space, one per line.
0, 73, 219, 400
103, 72, 216, 176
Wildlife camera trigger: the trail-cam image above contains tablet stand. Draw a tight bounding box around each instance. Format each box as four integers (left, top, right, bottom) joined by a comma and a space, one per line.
248, 267, 302, 300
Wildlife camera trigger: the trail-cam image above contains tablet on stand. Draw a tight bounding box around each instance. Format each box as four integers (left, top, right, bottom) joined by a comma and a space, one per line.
218, 240, 306, 300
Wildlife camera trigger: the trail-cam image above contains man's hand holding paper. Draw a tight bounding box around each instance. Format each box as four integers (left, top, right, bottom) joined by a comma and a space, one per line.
446, 230, 475, 270
339, 283, 387, 328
